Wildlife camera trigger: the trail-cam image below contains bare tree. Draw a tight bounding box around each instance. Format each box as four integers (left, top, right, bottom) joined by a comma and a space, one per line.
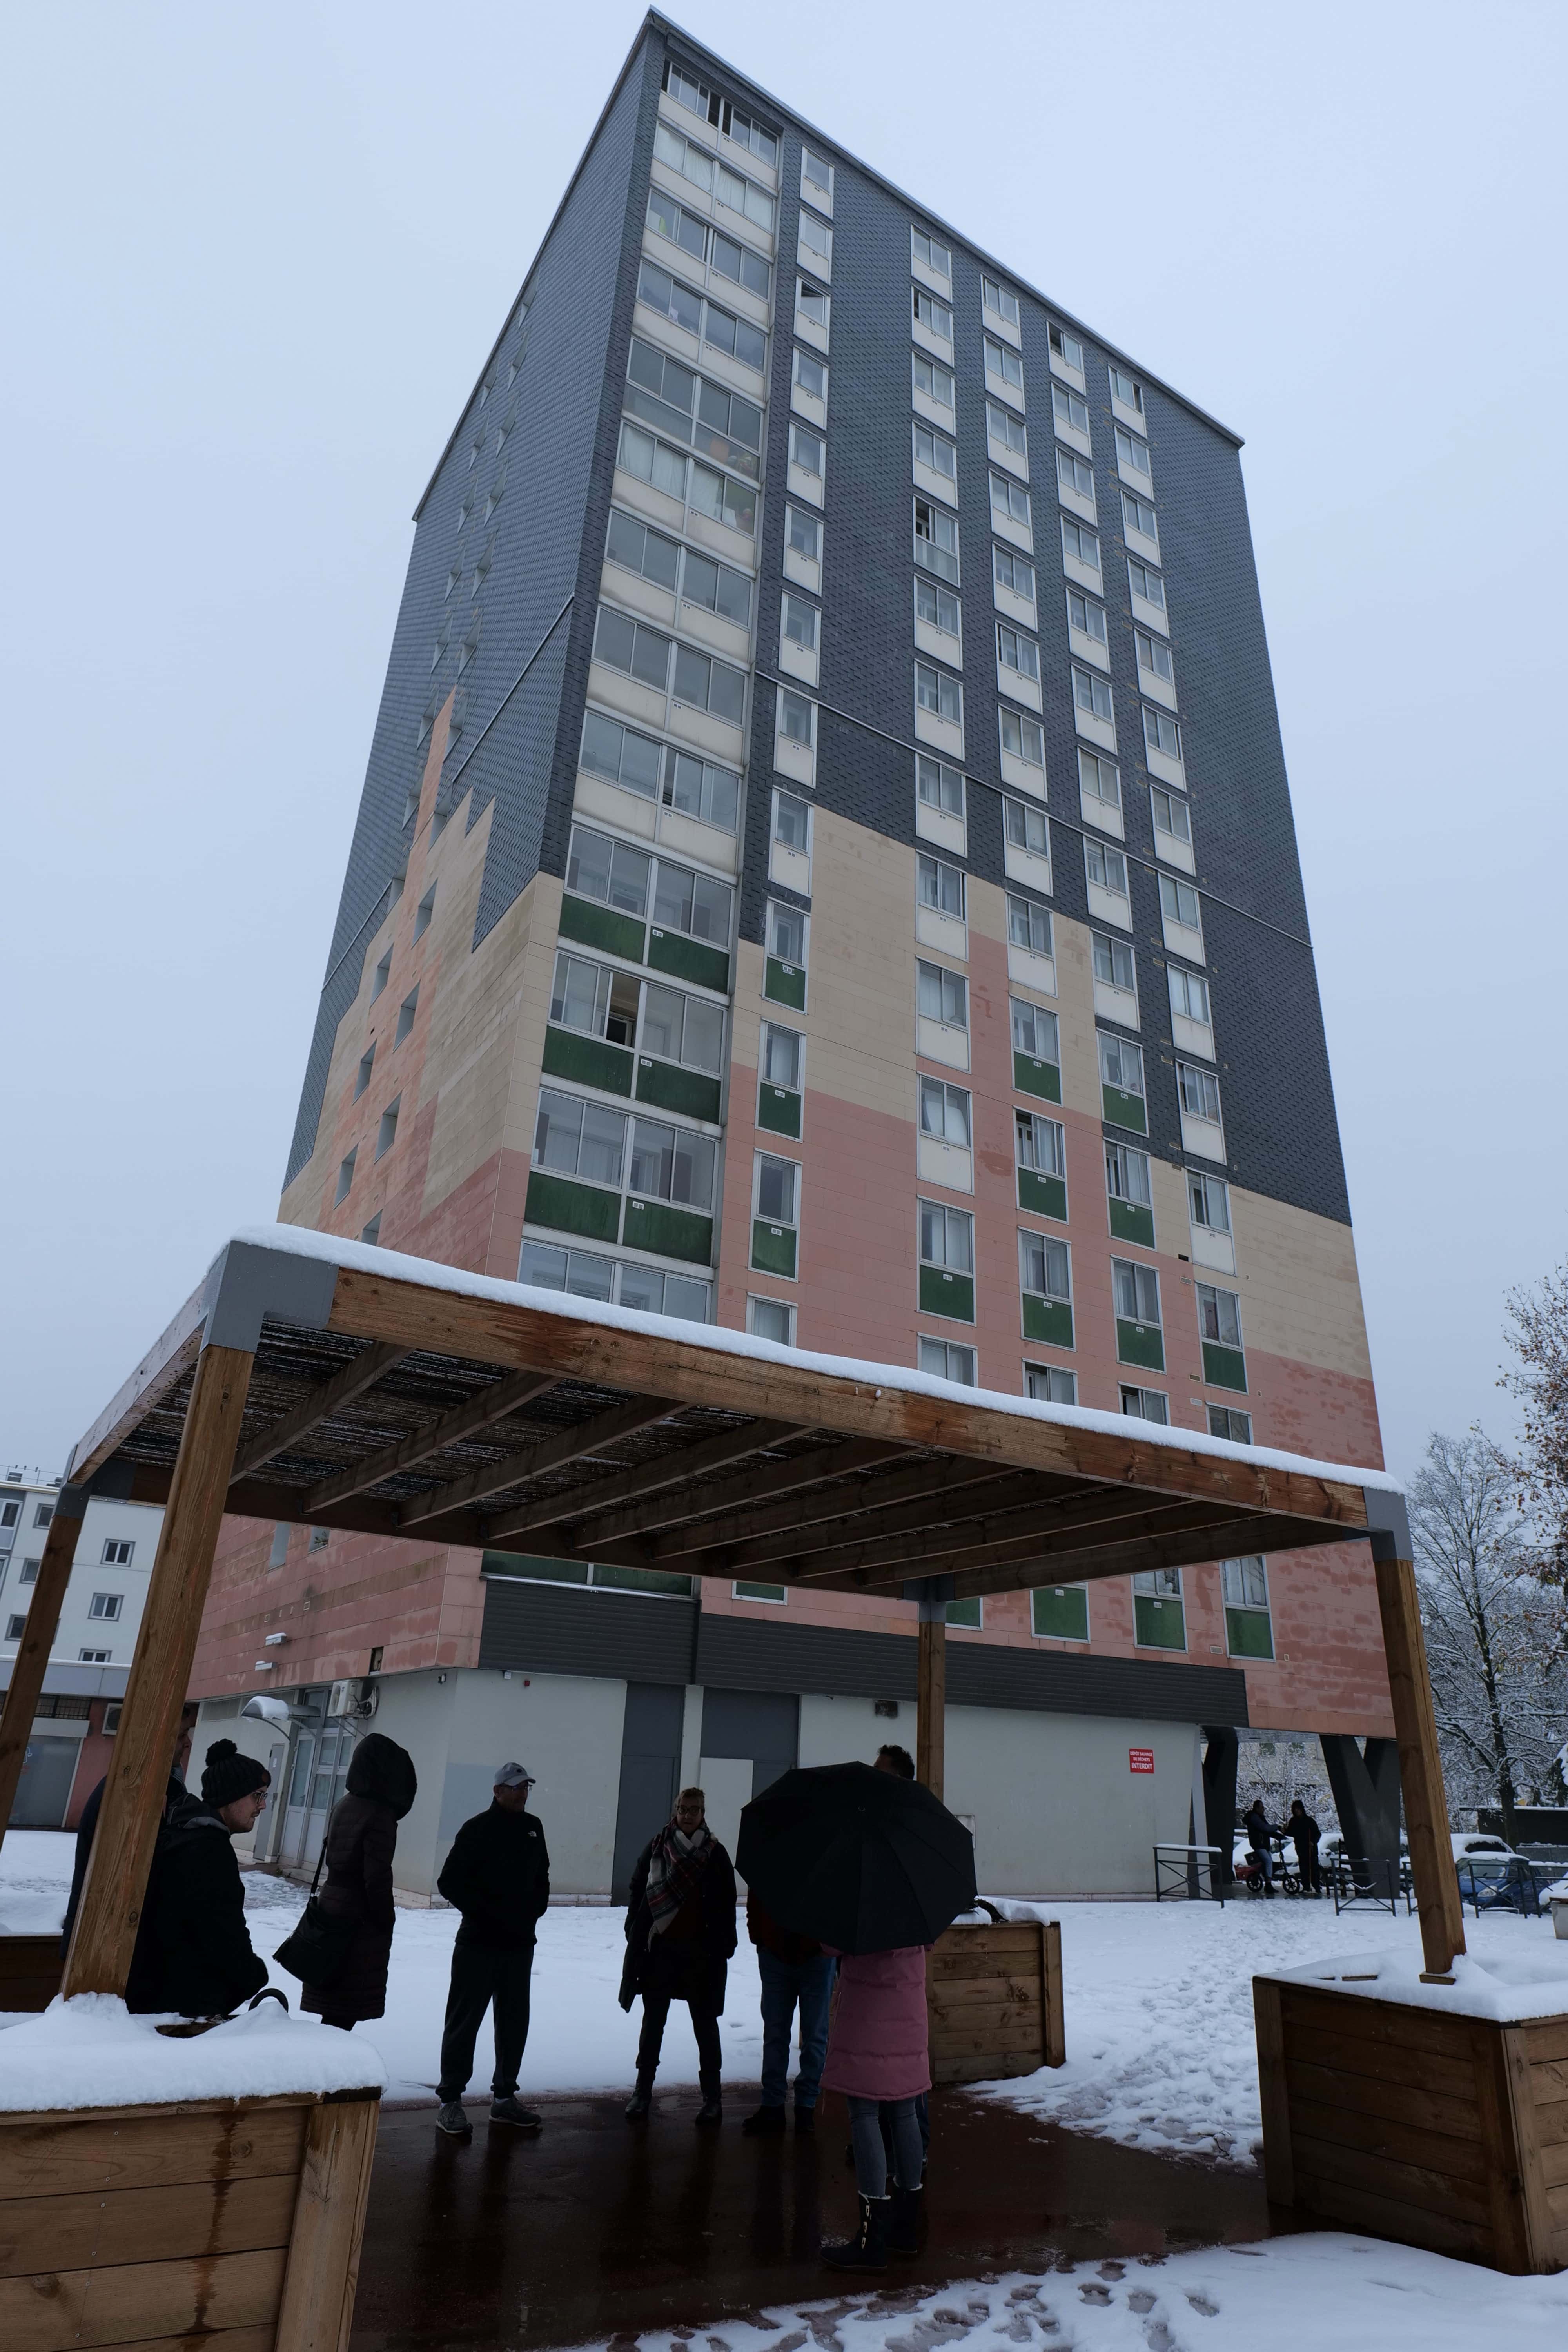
1499, 1262, 1568, 1586
1410, 1432, 1568, 1842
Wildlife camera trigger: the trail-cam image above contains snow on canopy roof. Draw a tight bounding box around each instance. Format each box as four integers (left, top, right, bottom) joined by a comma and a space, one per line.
219, 1223, 1400, 1498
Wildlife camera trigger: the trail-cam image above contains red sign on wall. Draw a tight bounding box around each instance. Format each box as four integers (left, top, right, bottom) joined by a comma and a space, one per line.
1129, 1748, 1155, 1773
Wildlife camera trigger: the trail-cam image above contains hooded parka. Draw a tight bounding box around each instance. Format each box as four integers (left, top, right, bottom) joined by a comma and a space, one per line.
301, 1732, 417, 2022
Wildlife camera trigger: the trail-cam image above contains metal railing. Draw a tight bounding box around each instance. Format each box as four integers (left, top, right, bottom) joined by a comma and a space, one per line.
1153, 1842, 1227, 1903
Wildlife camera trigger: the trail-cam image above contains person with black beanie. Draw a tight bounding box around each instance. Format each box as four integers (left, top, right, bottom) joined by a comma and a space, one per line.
125, 1738, 272, 2018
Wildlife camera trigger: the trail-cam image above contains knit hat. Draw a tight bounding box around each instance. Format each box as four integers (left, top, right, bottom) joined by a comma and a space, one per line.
201, 1738, 270, 1808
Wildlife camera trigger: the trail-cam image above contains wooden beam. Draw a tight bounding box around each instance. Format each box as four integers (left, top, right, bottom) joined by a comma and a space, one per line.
323, 1263, 1372, 1535
639, 1439, 909, 1557
304, 1368, 562, 1513
917, 1615, 946, 1799
656, 1456, 1026, 1566
788, 1488, 1247, 1590
64, 1342, 255, 1998
274, 2091, 381, 2352
1375, 1552, 1466, 1978
497, 1418, 804, 1535
0, 1489, 87, 1864
416, 1396, 678, 1532
230, 1344, 411, 1481
938, 1512, 1339, 1602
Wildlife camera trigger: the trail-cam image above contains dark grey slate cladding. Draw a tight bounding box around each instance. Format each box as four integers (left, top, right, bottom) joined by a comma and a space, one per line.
285, 54, 649, 1184
479, 1576, 699, 1685
696, 1610, 1248, 1726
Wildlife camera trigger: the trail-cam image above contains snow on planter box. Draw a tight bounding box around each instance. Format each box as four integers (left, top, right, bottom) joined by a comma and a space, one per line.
1255, 1941, 1568, 2274
0, 1994, 385, 2352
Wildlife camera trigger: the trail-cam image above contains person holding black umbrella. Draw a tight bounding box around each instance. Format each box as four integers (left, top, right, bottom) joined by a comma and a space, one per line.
735, 1758, 976, 2274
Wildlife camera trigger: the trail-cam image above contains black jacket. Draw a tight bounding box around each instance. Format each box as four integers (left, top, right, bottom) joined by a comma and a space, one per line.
619, 1831, 737, 2013
1290, 1811, 1321, 1851
125, 1794, 268, 2018
301, 1733, 417, 2022
62, 1772, 185, 1951
1243, 1805, 1276, 1850
437, 1802, 550, 1951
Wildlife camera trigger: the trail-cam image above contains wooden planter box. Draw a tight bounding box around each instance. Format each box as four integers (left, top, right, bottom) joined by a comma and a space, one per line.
0, 1936, 63, 2013
1255, 1974, 1568, 2273
0, 2084, 381, 2352
927, 1915, 1065, 2087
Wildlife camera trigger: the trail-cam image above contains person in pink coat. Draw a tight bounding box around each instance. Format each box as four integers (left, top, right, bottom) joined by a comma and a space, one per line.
819, 1936, 930, 2270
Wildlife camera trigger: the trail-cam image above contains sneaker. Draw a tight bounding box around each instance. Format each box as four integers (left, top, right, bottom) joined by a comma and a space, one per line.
435, 2101, 470, 2136
694, 2093, 723, 2128
741, 2104, 787, 2137
794, 2105, 816, 2136
489, 2096, 542, 2130
624, 2086, 652, 2121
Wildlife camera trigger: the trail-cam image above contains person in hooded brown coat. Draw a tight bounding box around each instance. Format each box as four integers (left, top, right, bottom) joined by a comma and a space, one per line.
301, 1732, 418, 2028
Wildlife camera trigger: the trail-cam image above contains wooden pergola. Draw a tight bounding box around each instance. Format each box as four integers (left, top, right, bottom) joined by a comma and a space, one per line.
0, 1230, 1465, 1999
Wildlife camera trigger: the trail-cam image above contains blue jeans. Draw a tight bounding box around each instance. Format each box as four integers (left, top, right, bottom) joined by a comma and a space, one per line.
758, 1948, 834, 2109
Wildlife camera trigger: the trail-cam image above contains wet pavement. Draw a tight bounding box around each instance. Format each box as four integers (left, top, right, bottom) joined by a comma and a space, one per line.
349, 2086, 1299, 2352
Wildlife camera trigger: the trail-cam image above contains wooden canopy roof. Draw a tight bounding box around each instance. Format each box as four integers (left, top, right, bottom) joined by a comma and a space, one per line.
69, 1231, 1396, 1601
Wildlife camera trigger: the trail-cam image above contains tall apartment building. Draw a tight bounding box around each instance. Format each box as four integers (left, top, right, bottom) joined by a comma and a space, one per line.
192, 16, 1390, 1897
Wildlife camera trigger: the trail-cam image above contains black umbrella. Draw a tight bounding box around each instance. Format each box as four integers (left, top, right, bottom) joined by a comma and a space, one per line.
736, 1761, 977, 1953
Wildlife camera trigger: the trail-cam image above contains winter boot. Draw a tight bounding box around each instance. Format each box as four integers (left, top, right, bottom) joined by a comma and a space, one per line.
793, 2103, 816, 2136
489, 2096, 542, 2130
694, 2076, 723, 2127
822, 2194, 889, 2271
887, 2182, 924, 2256
741, 2104, 787, 2136
624, 2077, 653, 2122
435, 2101, 470, 2137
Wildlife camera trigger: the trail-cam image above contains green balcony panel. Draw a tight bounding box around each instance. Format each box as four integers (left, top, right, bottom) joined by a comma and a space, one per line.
734, 1580, 787, 1602
1021, 1295, 1073, 1348
558, 893, 645, 963
1133, 1595, 1186, 1650
524, 1169, 620, 1243
1117, 1318, 1165, 1372
482, 1550, 590, 1585
593, 1563, 695, 1596
945, 1597, 981, 1628
635, 1056, 722, 1123
1031, 1584, 1089, 1641
1013, 1051, 1062, 1103
648, 926, 730, 993
1108, 1198, 1156, 1248
1226, 1606, 1274, 1661
1017, 1169, 1068, 1221
1203, 1341, 1249, 1393
919, 1265, 975, 1323
765, 956, 807, 1010
621, 1196, 713, 1265
1102, 1084, 1147, 1134
751, 1218, 798, 1278
757, 1083, 803, 1139
542, 1025, 635, 1097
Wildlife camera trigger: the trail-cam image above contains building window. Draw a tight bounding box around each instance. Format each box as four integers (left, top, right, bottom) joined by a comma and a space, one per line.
606, 509, 753, 628
1222, 1556, 1274, 1659
914, 497, 960, 583
915, 661, 963, 727
917, 854, 966, 922
1085, 838, 1130, 909
787, 506, 822, 568
1004, 796, 1048, 862
781, 594, 820, 659
789, 420, 824, 479
997, 622, 1040, 687
994, 546, 1036, 606
748, 1295, 795, 1346
792, 348, 828, 411
979, 272, 1019, 327
999, 707, 1044, 773
0, 1501, 16, 1528
354, 1046, 375, 1101
765, 899, 808, 1007
913, 350, 955, 415
34, 1504, 54, 1529
647, 187, 772, 300
919, 1336, 976, 1385
1115, 422, 1152, 478
735, 1579, 788, 1605
533, 1088, 718, 1220
618, 414, 758, 536
1136, 628, 1175, 691
1049, 321, 1084, 368
984, 336, 1024, 393
1099, 1031, 1145, 1127
413, 885, 436, 941
1209, 1404, 1253, 1444
1105, 1140, 1154, 1245
1093, 927, 1136, 998
917, 957, 967, 1034
752, 1152, 801, 1280
724, 101, 779, 168
1189, 1171, 1231, 1240
1062, 516, 1100, 575
1066, 589, 1109, 648
335, 1150, 356, 1205
1144, 706, 1183, 763
920, 1075, 972, 1149
1132, 1567, 1185, 1650
520, 1240, 710, 1323
777, 688, 816, 758
1052, 381, 1090, 438
1121, 1385, 1169, 1426
945, 1597, 982, 1630
309, 1527, 331, 1554
101, 1538, 134, 1566
920, 1200, 974, 1280
796, 275, 828, 335
913, 421, 958, 488
1003, 896, 1050, 965
1169, 971, 1211, 1039
359, 1213, 382, 1247
376, 1099, 400, 1159
990, 470, 1033, 532
1019, 1230, 1073, 1350
88, 1592, 123, 1621
1112, 1259, 1163, 1372
912, 285, 953, 340
911, 227, 952, 279
1151, 785, 1192, 856
1197, 1282, 1247, 1390
1123, 488, 1159, 546
1011, 998, 1060, 1098
637, 260, 768, 372
566, 823, 733, 949
1127, 556, 1165, 613
1177, 1060, 1223, 1125
1025, 1363, 1077, 1406
1073, 666, 1114, 725
1056, 448, 1094, 505
5, 1615, 27, 1641
915, 576, 962, 642
79, 1648, 112, 1664
1031, 1580, 1089, 1641
801, 147, 834, 208
917, 755, 965, 818
1078, 748, 1122, 823
395, 988, 419, 1047
267, 1524, 290, 1569
798, 210, 832, 272
1015, 1108, 1066, 1218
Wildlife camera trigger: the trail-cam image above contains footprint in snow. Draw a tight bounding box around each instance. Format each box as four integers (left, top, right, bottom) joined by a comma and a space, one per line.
1126, 2292, 1156, 2314
1096, 2262, 1124, 2281
1185, 2294, 1219, 2316
1077, 2285, 1112, 2306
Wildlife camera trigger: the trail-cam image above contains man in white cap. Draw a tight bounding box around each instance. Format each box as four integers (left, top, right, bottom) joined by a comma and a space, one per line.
434, 1762, 550, 2135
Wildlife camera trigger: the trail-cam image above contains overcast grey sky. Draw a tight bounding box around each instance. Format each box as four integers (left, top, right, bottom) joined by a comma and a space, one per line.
4, 2, 1563, 1485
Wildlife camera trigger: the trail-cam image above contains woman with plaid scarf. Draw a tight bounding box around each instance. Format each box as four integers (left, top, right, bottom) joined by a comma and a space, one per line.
619, 1786, 737, 2125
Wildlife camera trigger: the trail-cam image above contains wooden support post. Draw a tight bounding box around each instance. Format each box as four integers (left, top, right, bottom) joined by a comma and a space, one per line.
1374, 1550, 1466, 1979
916, 1615, 946, 1800
64, 1342, 254, 1998
0, 1486, 87, 1858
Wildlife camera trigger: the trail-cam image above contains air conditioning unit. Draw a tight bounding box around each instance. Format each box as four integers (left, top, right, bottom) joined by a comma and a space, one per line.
327, 1680, 379, 1721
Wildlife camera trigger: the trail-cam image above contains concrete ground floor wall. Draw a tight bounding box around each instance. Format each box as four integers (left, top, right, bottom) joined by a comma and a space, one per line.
205, 1666, 1209, 1904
